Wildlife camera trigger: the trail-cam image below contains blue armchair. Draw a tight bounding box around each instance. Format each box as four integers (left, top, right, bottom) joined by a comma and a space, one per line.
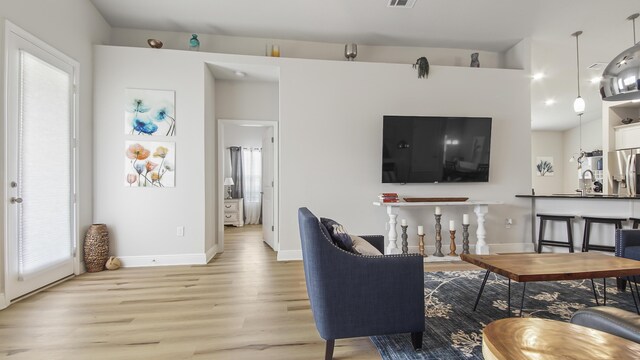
298, 208, 425, 360
615, 229, 640, 300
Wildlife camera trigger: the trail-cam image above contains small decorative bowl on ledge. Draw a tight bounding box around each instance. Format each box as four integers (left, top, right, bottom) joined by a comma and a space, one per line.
621, 117, 634, 125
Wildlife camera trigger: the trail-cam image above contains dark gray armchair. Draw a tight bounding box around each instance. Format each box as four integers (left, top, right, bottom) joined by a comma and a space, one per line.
571, 307, 640, 344
298, 208, 425, 360
615, 229, 640, 301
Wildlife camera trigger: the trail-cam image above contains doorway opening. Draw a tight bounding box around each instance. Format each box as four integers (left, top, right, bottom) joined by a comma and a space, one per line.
218, 120, 279, 254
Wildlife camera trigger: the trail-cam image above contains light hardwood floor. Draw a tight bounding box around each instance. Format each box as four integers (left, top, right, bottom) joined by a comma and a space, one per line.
0, 225, 477, 359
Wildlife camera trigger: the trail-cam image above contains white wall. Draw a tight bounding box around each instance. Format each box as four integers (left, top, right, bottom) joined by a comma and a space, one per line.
110, 28, 508, 69
93, 48, 208, 266
204, 67, 217, 261
224, 125, 266, 149
531, 131, 564, 194
0, 0, 110, 302
563, 119, 603, 192
93, 46, 532, 263
215, 80, 279, 121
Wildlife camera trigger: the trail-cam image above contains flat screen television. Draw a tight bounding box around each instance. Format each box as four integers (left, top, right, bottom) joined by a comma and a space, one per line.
382, 115, 492, 183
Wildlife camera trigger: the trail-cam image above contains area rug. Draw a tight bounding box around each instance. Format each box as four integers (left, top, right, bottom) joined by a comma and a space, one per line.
370, 271, 638, 359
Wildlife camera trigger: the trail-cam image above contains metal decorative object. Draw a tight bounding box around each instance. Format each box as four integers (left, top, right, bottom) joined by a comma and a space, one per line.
462, 224, 470, 255
84, 224, 109, 272
345, 43, 357, 61
401, 225, 409, 254
449, 230, 458, 256
470, 52, 480, 67
147, 39, 163, 49
601, 13, 640, 102
434, 214, 444, 257
413, 57, 430, 79
418, 234, 426, 257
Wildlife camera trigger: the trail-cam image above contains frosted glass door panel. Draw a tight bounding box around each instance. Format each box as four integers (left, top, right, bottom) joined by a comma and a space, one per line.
17, 50, 73, 277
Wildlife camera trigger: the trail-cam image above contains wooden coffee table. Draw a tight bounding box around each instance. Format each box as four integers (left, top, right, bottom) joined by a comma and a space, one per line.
460, 253, 640, 316
482, 318, 640, 360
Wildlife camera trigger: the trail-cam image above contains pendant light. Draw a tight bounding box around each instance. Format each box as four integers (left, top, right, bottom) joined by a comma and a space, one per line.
572, 31, 586, 115
600, 13, 640, 101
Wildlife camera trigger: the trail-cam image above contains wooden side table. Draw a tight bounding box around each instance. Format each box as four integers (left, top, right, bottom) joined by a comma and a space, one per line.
482, 318, 640, 360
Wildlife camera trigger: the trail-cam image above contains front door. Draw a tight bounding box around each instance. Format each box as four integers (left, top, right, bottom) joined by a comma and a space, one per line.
5, 24, 76, 300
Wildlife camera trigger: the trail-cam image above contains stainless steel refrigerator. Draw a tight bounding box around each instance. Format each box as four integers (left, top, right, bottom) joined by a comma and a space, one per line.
608, 148, 640, 196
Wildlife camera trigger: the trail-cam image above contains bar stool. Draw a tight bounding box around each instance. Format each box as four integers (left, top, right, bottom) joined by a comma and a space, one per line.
631, 217, 640, 229
581, 216, 625, 252
536, 214, 575, 253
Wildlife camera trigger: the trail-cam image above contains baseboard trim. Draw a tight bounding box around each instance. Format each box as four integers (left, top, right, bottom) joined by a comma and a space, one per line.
409, 242, 534, 254
277, 250, 302, 261
206, 245, 219, 263
119, 253, 207, 267
277, 242, 533, 262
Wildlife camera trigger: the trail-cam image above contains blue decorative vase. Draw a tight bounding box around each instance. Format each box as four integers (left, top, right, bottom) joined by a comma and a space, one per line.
189, 34, 200, 51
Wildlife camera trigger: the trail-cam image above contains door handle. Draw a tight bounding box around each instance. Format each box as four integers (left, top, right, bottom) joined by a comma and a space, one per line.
10, 197, 23, 204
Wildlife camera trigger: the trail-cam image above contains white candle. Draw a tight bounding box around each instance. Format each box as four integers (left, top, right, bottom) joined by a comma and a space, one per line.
435, 206, 441, 215
418, 225, 424, 235
401, 219, 407, 226
449, 220, 455, 231
463, 214, 470, 225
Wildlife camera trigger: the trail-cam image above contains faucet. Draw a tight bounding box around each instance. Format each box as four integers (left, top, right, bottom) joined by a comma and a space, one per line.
579, 169, 595, 196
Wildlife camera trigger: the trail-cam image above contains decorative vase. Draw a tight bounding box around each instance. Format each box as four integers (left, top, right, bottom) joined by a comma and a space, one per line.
470, 52, 480, 67
189, 34, 200, 51
84, 224, 109, 273
345, 43, 357, 61
147, 39, 163, 49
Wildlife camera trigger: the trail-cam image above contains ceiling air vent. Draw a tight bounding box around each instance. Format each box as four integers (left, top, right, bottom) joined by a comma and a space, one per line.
388, 0, 417, 8
587, 62, 607, 70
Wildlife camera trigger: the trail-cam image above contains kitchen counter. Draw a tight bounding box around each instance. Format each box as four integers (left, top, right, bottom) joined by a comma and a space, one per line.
516, 193, 640, 249
516, 194, 640, 200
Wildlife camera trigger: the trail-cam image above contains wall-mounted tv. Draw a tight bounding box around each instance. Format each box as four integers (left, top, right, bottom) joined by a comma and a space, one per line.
382, 115, 492, 183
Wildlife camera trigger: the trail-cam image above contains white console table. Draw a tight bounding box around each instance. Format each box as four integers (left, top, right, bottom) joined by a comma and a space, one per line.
373, 200, 503, 255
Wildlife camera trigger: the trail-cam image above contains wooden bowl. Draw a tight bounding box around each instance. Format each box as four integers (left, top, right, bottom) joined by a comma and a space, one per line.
147, 39, 163, 49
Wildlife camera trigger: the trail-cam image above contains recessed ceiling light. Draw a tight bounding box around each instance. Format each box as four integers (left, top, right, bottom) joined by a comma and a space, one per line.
545, 99, 556, 106
590, 76, 603, 84
532, 72, 545, 81
234, 71, 246, 77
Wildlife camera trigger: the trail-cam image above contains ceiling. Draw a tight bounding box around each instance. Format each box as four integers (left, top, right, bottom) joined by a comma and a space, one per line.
90, 0, 640, 131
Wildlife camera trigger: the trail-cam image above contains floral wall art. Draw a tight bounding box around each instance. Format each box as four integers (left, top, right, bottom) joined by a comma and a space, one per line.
125, 89, 176, 136
125, 141, 175, 187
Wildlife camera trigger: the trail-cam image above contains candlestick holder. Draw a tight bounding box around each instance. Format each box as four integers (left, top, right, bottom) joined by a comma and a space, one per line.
418, 234, 426, 257
449, 230, 457, 256
434, 214, 444, 257
462, 224, 470, 255
401, 225, 408, 254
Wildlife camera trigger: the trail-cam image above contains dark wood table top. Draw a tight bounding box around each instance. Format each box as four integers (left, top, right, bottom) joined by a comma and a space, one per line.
482, 318, 640, 360
460, 253, 640, 282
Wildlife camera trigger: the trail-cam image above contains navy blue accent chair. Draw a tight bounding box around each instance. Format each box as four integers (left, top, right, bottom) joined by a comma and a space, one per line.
298, 208, 425, 360
615, 229, 640, 297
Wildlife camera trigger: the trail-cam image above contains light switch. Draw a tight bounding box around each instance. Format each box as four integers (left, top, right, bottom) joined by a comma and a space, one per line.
177, 226, 184, 236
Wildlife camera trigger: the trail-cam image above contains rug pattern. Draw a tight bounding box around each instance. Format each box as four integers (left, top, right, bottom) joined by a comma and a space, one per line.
371, 271, 637, 359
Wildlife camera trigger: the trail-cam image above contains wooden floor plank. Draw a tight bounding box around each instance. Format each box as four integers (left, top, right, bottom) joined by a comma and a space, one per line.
0, 225, 476, 359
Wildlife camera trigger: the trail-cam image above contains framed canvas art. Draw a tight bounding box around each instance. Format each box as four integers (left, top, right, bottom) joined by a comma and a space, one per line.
125, 141, 175, 187
125, 89, 175, 136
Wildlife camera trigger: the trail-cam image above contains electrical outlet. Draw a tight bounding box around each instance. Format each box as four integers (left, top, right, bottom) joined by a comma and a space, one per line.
505, 218, 513, 229
177, 226, 184, 236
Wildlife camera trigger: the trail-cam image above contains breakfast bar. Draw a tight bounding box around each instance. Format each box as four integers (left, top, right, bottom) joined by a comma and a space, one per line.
516, 194, 640, 251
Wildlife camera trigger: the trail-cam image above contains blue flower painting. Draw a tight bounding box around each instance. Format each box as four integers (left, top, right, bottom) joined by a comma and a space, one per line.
125, 89, 175, 136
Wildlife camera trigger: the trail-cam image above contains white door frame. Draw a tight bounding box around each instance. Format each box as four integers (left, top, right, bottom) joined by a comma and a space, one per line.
3, 21, 81, 307
217, 119, 279, 253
